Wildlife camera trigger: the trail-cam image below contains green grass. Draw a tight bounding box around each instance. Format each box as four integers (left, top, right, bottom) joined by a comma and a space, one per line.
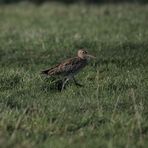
0, 2, 148, 148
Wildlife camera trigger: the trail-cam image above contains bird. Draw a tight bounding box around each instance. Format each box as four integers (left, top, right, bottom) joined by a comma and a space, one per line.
41, 49, 96, 90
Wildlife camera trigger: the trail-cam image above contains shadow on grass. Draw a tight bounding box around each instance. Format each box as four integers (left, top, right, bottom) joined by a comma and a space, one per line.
41, 77, 63, 92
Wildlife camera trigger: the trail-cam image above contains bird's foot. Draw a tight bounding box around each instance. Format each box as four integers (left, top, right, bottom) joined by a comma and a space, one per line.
60, 78, 70, 91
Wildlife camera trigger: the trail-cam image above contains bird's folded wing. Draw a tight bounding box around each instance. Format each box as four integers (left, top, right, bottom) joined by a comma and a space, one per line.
59, 57, 86, 73
41, 57, 86, 76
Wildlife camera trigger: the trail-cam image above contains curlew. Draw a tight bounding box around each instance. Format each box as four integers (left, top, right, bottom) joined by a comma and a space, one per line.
41, 49, 95, 90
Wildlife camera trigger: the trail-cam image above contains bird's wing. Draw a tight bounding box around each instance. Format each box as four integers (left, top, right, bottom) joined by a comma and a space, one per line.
41, 57, 86, 76
41, 63, 61, 75
58, 57, 86, 74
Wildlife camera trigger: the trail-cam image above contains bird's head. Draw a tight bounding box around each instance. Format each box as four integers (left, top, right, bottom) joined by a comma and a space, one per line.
77, 49, 96, 60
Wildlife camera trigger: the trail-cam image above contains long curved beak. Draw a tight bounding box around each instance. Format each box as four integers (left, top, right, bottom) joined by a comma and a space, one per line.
87, 54, 96, 59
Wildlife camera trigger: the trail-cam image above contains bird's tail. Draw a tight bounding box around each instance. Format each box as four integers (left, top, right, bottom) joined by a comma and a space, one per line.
41, 69, 50, 75
41, 67, 58, 76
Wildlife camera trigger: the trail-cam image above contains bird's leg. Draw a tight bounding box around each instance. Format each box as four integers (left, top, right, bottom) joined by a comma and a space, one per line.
72, 77, 83, 87
61, 77, 70, 91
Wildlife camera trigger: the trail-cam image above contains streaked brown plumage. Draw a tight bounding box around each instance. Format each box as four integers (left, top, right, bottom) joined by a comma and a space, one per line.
41, 49, 95, 90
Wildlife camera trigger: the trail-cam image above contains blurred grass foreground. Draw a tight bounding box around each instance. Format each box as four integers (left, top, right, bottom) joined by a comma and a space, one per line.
0, 1, 148, 148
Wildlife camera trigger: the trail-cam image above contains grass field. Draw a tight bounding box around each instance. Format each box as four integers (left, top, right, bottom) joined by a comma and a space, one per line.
0, 2, 148, 148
